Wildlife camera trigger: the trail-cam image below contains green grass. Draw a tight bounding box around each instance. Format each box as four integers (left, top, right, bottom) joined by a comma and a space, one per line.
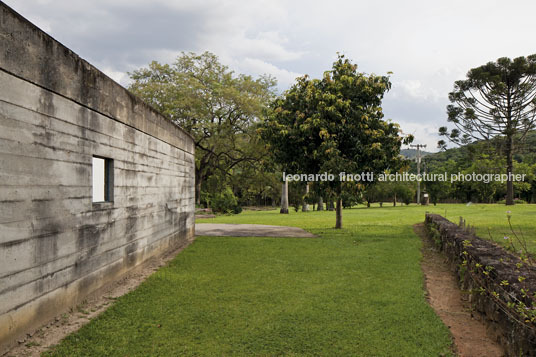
44, 204, 536, 356
207, 203, 536, 253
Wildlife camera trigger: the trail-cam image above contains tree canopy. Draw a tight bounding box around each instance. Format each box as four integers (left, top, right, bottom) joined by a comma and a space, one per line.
439, 54, 536, 205
129, 52, 277, 203
261, 54, 410, 228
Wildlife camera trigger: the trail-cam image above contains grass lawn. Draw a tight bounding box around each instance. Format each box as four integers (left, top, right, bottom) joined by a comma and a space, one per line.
43, 204, 536, 356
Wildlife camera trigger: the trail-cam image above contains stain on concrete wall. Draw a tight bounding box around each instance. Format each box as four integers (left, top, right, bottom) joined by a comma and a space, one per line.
0, 3, 195, 352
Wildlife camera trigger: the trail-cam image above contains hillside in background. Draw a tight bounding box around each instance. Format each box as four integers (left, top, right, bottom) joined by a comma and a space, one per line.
399, 132, 536, 203
422, 131, 536, 167
400, 148, 433, 160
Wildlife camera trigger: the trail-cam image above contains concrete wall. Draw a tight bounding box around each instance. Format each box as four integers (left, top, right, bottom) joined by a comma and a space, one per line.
0, 2, 195, 351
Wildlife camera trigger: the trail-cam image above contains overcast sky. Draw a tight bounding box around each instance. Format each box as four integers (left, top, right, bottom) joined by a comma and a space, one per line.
5, 0, 536, 151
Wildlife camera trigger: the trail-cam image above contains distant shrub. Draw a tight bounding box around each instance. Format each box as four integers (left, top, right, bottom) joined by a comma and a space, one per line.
497, 198, 527, 204
210, 188, 242, 214
200, 191, 211, 208
341, 191, 360, 208
232, 205, 243, 214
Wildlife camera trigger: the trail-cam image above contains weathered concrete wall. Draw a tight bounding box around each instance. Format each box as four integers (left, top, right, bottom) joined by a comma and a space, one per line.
0, 3, 195, 351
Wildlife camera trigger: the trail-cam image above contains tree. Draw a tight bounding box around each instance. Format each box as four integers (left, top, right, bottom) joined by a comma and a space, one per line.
424, 159, 457, 205
439, 55, 536, 205
129, 52, 277, 204
389, 181, 415, 206
229, 157, 281, 207
463, 155, 504, 203
261, 54, 410, 228
364, 181, 389, 207
280, 180, 289, 213
513, 162, 535, 202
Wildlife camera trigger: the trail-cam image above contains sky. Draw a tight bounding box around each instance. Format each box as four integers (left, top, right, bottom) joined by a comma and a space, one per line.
5, 0, 536, 151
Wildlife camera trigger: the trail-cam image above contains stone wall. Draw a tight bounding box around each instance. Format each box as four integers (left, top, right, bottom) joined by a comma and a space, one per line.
425, 214, 536, 356
0, 3, 195, 352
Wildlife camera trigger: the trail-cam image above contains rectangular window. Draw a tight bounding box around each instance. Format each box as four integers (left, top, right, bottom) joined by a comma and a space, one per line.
92, 156, 113, 203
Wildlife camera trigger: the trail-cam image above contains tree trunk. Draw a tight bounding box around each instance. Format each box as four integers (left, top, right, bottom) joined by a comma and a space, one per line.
317, 196, 324, 211
335, 197, 343, 229
302, 182, 309, 212
505, 134, 514, 205
280, 181, 289, 214
328, 200, 335, 211
393, 193, 397, 207
195, 169, 202, 205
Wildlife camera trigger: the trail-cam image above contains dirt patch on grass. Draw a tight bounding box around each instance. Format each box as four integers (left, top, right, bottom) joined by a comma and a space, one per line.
3, 243, 191, 357
195, 223, 316, 238
414, 223, 505, 357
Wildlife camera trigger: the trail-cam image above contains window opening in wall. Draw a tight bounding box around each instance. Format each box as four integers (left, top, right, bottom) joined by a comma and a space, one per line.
92, 156, 113, 202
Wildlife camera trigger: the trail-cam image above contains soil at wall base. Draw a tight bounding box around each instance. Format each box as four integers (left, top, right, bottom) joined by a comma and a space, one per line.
415, 223, 505, 357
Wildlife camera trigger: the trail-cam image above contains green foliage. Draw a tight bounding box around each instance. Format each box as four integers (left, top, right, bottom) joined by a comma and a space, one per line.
426, 225, 442, 248
459, 211, 536, 332
420, 137, 536, 203
363, 180, 415, 206
440, 55, 536, 148
199, 191, 211, 208
263, 54, 407, 177
230, 161, 281, 207
497, 198, 527, 204
364, 181, 389, 206
391, 181, 415, 205
400, 148, 432, 159
210, 187, 241, 214
461, 154, 504, 203
490, 211, 534, 264
288, 181, 306, 212
341, 190, 361, 208
423, 159, 457, 204
129, 52, 277, 203
438, 54, 536, 205
232, 205, 243, 214
261, 54, 411, 227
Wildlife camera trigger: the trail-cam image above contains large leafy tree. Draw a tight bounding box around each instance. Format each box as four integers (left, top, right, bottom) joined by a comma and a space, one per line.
261, 54, 410, 228
129, 52, 277, 203
439, 55, 536, 205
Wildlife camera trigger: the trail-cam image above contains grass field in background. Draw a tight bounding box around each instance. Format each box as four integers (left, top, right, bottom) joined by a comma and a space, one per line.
44, 204, 536, 356
207, 203, 536, 254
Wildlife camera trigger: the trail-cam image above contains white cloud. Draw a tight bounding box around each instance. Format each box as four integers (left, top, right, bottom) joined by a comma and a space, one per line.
398, 121, 441, 152
5, 0, 536, 141
24, 15, 52, 32
234, 32, 305, 62
391, 79, 443, 102
100, 67, 130, 86
236, 58, 302, 89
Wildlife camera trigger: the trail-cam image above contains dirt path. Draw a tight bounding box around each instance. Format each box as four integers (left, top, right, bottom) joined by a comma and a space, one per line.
3, 243, 191, 357
414, 223, 504, 357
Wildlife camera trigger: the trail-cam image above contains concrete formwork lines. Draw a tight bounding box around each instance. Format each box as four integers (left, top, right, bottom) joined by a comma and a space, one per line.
0, 3, 195, 352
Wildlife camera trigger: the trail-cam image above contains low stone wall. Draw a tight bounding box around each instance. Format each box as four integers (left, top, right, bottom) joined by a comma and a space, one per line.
425, 214, 536, 356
